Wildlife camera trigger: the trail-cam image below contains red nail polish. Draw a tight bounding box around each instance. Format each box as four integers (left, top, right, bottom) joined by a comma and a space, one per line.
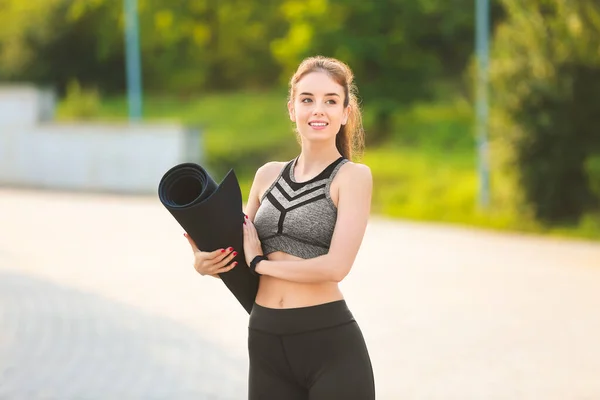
221, 249, 225, 253
233, 262, 238, 266
245, 215, 248, 219
228, 247, 233, 251
233, 251, 238, 256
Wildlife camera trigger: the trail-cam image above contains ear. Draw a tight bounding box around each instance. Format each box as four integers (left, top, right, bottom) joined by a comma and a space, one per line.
341, 105, 350, 125
287, 101, 295, 122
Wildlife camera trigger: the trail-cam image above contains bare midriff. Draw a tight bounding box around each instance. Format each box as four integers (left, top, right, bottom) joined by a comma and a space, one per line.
254, 251, 344, 309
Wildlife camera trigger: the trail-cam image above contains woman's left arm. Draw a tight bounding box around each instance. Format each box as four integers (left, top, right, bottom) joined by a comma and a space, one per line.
244, 163, 373, 283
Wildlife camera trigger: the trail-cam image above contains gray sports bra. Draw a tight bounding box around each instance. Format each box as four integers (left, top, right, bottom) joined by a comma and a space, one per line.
253, 156, 348, 259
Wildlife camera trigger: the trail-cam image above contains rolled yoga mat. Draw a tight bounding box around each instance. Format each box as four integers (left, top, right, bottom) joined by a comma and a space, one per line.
158, 163, 259, 314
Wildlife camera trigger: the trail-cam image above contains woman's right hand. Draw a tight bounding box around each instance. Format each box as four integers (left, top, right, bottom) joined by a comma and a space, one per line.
184, 233, 238, 278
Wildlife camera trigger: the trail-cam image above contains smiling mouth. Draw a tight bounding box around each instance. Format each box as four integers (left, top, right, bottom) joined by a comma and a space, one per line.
309, 122, 328, 127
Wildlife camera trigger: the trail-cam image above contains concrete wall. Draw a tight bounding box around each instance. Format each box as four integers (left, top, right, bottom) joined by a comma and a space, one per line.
0, 86, 203, 194
0, 85, 55, 126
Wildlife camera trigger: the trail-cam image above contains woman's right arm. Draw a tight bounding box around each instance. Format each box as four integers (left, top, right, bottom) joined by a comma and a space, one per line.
184, 233, 238, 278
184, 161, 282, 278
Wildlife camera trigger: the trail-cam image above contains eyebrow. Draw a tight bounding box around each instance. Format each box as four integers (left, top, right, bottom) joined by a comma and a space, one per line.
299, 92, 341, 97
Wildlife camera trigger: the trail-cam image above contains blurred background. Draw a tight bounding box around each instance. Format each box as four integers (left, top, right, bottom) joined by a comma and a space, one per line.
1, 0, 598, 238
2, 1, 600, 399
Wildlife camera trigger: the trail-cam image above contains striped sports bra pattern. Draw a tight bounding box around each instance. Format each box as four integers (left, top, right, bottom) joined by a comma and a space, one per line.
253, 156, 348, 259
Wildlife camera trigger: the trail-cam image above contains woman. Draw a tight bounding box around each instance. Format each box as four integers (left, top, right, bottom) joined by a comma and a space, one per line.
184, 56, 375, 399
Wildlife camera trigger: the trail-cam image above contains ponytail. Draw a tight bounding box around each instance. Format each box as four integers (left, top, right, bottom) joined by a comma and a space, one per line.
336, 87, 364, 161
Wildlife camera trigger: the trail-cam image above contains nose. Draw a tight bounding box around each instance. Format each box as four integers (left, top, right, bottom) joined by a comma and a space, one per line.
312, 102, 325, 116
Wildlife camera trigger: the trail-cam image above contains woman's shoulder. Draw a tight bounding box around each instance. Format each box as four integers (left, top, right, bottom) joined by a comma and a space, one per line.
332, 161, 372, 205
256, 160, 288, 178
337, 160, 372, 184
253, 160, 289, 186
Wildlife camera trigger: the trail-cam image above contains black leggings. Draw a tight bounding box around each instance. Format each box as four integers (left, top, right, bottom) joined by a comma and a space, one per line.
247, 300, 375, 399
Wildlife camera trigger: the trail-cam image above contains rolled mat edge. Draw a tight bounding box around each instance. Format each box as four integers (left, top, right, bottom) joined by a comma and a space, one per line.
158, 163, 259, 314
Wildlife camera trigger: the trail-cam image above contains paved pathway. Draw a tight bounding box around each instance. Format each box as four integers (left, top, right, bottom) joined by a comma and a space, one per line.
1, 188, 600, 399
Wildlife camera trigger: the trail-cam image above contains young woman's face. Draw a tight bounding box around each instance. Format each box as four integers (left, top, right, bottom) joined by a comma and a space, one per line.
288, 71, 349, 144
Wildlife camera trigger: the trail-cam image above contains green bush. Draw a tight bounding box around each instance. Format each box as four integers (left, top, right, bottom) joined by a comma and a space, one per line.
585, 154, 600, 197
489, 1, 600, 224
390, 96, 475, 151
56, 80, 101, 120
364, 147, 516, 227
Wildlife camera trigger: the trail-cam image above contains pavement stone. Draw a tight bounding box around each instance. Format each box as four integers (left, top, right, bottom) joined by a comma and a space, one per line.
0, 271, 247, 400
1, 188, 600, 399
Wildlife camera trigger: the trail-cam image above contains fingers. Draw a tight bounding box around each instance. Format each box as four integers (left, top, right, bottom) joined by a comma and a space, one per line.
215, 260, 238, 275
194, 247, 238, 276
184, 232, 233, 260
243, 217, 255, 240
244, 218, 258, 241
184, 232, 240, 276
215, 249, 238, 269
208, 253, 238, 277
208, 247, 233, 261
183, 232, 199, 252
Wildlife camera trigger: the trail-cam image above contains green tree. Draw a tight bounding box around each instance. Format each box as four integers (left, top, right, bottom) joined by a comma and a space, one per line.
271, 0, 505, 144
0, 0, 127, 92
489, 0, 600, 224
0, 0, 287, 94
0, 0, 68, 81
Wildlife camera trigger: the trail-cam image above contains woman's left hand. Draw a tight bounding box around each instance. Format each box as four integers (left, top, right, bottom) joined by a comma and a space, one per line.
242, 215, 264, 266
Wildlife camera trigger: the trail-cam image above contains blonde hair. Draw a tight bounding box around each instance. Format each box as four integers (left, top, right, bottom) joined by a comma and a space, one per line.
289, 56, 365, 161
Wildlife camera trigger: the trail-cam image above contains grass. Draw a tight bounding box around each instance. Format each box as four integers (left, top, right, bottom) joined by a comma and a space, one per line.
56, 89, 599, 241
364, 147, 527, 231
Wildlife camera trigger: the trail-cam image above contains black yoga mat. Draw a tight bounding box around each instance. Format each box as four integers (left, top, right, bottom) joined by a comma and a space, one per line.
158, 163, 259, 314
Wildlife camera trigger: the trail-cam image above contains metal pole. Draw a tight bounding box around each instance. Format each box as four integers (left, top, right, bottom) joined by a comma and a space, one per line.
475, 0, 490, 208
124, 0, 143, 122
